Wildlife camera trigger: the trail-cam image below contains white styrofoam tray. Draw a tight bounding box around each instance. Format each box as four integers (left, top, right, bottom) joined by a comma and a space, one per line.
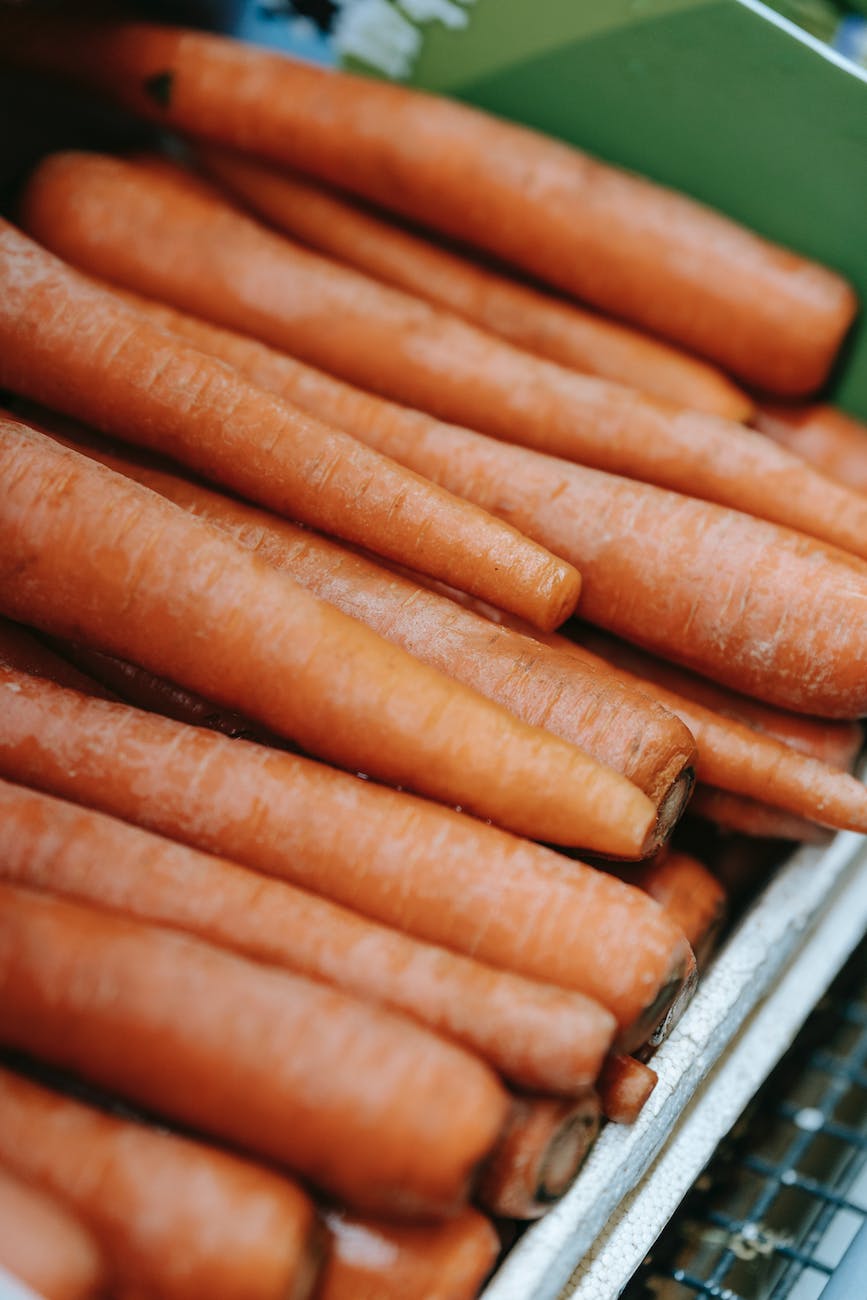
482, 827, 867, 1300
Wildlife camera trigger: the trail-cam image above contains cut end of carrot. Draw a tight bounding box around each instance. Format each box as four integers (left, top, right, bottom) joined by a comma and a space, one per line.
652, 765, 696, 847
619, 943, 696, 1055
535, 1094, 600, 1207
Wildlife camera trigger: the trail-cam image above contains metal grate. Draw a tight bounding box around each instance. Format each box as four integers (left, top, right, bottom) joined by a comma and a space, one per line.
623, 941, 867, 1300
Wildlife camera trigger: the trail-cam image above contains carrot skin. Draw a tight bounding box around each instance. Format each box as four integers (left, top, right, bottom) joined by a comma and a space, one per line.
0, 666, 691, 1048
0, 18, 856, 392
597, 1056, 658, 1125
689, 787, 832, 845
19, 152, 867, 562
0, 884, 510, 1216
754, 403, 867, 494
74, 279, 867, 719
475, 1092, 601, 1219
0, 1165, 106, 1300
0, 417, 655, 855
0, 216, 578, 632
319, 1206, 498, 1300
0, 1068, 323, 1300
201, 147, 752, 420
0, 767, 616, 1095
42, 412, 697, 830
0, 615, 116, 700
621, 851, 726, 971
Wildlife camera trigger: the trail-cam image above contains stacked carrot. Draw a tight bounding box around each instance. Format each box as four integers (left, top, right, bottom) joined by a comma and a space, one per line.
0, 15, 864, 1299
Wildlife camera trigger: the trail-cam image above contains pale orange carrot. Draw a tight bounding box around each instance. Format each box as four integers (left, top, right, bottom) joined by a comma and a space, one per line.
200, 147, 752, 419
0, 417, 654, 855
0, 664, 693, 1049
0, 1068, 323, 1300
0, 217, 579, 631
754, 403, 867, 494
0, 1165, 106, 1300
19, 152, 867, 561
688, 787, 832, 845
319, 1206, 498, 1300
64, 273, 867, 718
0, 770, 617, 1095
475, 1092, 601, 1219
597, 1056, 658, 1125
0, 16, 856, 391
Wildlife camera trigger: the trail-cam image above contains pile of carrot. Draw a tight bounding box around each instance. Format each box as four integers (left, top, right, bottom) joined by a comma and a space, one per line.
0, 15, 864, 1300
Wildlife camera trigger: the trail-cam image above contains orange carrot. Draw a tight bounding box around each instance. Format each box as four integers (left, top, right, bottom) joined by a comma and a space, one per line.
0, 665, 692, 1049
0, 1165, 106, 1300
43, 415, 697, 834
624, 851, 726, 970
20, 152, 867, 561
0, 418, 654, 855
688, 787, 832, 845
75, 277, 867, 718
320, 1206, 498, 1300
0, 884, 509, 1216
475, 1092, 601, 1219
1, 17, 856, 392
597, 1056, 658, 1125
0, 615, 114, 700
0, 770, 617, 1095
0, 218, 578, 632
0, 1067, 323, 1300
200, 147, 752, 419
754, 403, 867, 494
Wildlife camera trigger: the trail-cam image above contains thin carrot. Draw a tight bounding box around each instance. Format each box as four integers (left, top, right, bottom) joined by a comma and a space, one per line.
0, 769, 617, 1095
475, 1091, 601, 1220
0, 418, 654, 855
200, 147, 752, 420
1, 17, 856, 392
0, 1165, 106, 1300
20, 152, 867, 561
319, 1206, 498, 1300
597, 1056, 658, 1126
0, 615, 114, 700
622, 851, 727, 970
80, 276, 867, 718
0, 1067, 323, 1300
688, 787, 832, 845
754, 403, 867, 494
43, 414, 697, 835
0, 884, 509, 1216
0, 218, 578, 632
0, 668, 692, 1050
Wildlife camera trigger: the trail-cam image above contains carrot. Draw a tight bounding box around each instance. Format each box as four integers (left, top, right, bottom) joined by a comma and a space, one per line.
0, 219, 578, 632
0, 1067, 323, 1300
0, 768, 617, 1095
20, 152, 867, 562
0, 669, 692, 1050
0, 615, 114, 700
42, 415, 698, 835
754, 403, 867, 494
688, 787, 832, 845
0, 883, 509, 1216
0, 1165, 106, 1300
475, 1092, 600, 1219
0, 419, 655, 855
1, 16, 856, 392
319, 1206, 498, 1300
77, 276, 867, 718
597, 1056, 658, 1126
199, 147, 752, 420
622, 851, 727, 970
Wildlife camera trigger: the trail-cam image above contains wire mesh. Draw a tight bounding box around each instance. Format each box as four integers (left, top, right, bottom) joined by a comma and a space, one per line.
622, 941, 867, 1300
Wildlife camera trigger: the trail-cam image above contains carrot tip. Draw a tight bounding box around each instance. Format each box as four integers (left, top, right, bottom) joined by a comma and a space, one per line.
536, 1098, 600, 1205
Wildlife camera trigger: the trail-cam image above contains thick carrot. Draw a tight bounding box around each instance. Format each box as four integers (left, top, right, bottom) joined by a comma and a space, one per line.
1, 17, 856, 392
754, 403, 867, 494
0, 884, 509, 1216
0, 1165, 106, 1300
200, 147, 752, 419
597, 1056, 658, 1126
0, 769, 617, 1095
623, 851, 727, 970
81, 277, 867, 717
0, 419, 654, 855
0, 668, 691, 1049
320, 1206, 498, 1300
21, 153, 867, 561
44, 415, 697, 833
0, 615, 114, 700
688, 787, 832, 845
0, 219, 578, 632
475, 1091, 600, 1219
0, 1068, 323, 1300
